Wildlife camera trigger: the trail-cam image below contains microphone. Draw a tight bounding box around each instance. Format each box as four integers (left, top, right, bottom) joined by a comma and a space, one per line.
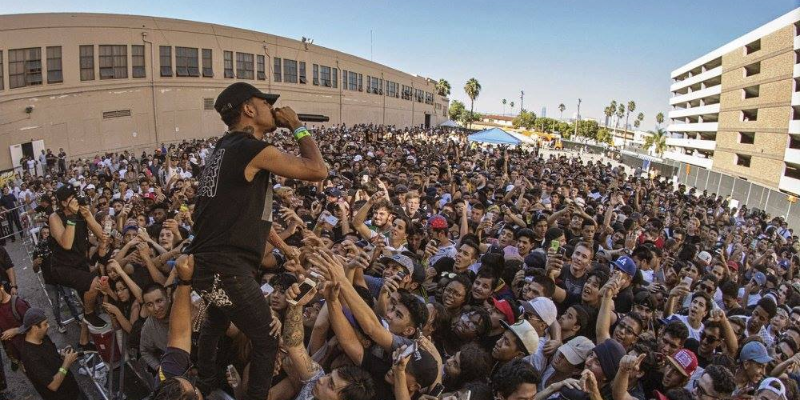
297, 114, 330, 122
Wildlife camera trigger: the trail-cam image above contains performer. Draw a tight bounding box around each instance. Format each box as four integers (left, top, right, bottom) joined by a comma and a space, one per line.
187, 82, 327, 400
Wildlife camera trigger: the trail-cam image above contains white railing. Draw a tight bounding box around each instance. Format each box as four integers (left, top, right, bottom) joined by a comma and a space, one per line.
669, 66, 723, 92
663, 151, 714, 169
665, 137, 717, 151
668, 104, 721, 119
785, 147, 800, 163
790, 120, 800, 134
670, 85, 722, 106
779, 175, 800, 196
667, 122, 719, 132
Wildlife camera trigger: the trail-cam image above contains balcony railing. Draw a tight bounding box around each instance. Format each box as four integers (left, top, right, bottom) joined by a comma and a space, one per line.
667, 122, 719, 132
668, 104, 721, 119
670, 85, 722, 106
669, 66, 723, 92
665, 137, 717, 151
663, 151, 714, 169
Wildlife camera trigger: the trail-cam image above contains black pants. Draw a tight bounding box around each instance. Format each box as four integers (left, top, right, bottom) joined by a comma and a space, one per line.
194, 270, 278, 400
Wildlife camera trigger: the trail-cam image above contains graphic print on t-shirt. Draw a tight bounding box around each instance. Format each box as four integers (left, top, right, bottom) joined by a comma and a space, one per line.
196, 149, 225, 198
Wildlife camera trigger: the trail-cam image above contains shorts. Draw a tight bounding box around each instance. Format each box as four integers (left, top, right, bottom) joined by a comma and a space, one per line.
51, 264, 96, 295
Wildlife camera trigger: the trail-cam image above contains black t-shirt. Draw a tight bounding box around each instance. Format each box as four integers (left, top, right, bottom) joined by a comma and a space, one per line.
187, 132, 272, 276
21, 336, 81, 400
0, 246, 13, 284
51, 211, 90, 269
361, 350, 395, 400
614, 287, 634, 314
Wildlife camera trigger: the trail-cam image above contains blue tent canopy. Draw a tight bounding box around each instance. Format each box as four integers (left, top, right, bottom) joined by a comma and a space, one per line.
467, 128, 521, 145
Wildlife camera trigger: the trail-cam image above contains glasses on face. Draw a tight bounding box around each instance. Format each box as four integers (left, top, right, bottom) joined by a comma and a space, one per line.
697, 284, 715, 294
616, 321, 637, 336
693, 379, 729, 400
444, 287, 465, 297
440, 272, 457, 279
700, 332, 719, 343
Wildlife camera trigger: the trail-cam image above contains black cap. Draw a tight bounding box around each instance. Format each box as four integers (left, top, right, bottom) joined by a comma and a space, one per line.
55, 184, 77, 203
214, 82, 279, 114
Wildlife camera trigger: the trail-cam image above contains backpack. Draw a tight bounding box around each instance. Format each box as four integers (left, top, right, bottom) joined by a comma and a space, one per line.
9, 295, 29, 323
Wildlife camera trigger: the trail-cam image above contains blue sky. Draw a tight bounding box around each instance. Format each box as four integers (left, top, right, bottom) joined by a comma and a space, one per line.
4, 1, 798, 129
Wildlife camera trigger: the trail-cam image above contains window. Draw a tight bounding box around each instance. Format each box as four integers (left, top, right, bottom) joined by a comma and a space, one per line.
313, 64, 319, 85
9, 47, 42, 89
99, 45, 128, 80
789, 135, 800, 150
745, 39, 761, 55
159, 46, 172, 77
332, 68, 338, 88
735, 154, 751, 167
739, 132, 755, 144
224, 51, 234, 79
256, 55, 266, 80
793, 106, 800, 121
299, 61, 306, 84
176, 47, 199, 77
284, 59, 297, 83
80, 45, 94, 81
786, 162, 800, 180
236, 52, 254, 79
367, 76, 383, 94
273, 57, 281, 82
132, 45, 145, 78
744, 61, 760, 77
415, 89, 424, 103
425, 92, 434, 105
741, 109, 758, 121
202, 49, 213, 77
348, 71, 358, 91
342, 69, 348, 89
358, 73, 363, 91
46, 46, 62, 84
319, 66, 330, 86
387, 81, 398, 98
0, 51, 3, 90
402, 85, 412, 100
203, 98, 214, 110
743, 85, 759, 99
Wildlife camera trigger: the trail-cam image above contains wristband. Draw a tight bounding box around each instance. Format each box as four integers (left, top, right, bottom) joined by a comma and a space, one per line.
66, 220, 76, 227
59, 367, 68, 376
293, 127, 311, 141
177, 279, 192, 287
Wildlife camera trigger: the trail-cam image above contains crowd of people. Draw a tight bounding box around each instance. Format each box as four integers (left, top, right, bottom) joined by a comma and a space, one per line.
0, 85, 798, 400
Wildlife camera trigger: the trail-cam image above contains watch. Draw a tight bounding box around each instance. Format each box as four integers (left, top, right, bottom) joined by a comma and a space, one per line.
622, 249, 632, 256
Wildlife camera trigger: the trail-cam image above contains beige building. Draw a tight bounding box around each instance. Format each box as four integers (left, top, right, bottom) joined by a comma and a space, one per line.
0, 13, 449, 171
666, 8, 800, 195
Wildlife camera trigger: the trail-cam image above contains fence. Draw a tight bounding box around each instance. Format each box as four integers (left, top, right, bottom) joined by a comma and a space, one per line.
618, 152, 800, 227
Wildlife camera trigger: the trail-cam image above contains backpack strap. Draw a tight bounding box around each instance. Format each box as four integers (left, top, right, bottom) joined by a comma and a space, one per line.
10, 295, 20, 322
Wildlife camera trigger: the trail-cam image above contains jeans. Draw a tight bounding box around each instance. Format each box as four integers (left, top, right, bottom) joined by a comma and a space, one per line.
194, 270, 277, 400
44, 284, 82, 326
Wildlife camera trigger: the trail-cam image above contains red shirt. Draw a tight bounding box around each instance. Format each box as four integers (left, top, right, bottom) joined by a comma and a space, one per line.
0, 296, 30, 360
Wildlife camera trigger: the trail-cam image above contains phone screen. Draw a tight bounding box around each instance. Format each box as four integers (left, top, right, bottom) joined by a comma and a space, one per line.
288, 279, 316, 305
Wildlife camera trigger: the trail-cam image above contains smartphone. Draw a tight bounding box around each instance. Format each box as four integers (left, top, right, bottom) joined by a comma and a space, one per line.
550, 239, 560, 253
287, 278, 317, 306
362, 175, 370, 184
103, 220, 112, 235
323, 215, 339, 226
682, 276, 693, 286
428, 383, 444, 398
260, 283, 275, 296
397, 340, 418, 361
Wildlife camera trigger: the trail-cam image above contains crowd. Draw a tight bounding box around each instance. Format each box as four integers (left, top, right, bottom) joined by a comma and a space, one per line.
0, 93, 797, 400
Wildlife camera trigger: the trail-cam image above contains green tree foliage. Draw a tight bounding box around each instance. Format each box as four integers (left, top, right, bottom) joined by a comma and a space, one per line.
574, 119, 599, 139
644, 127, 668, 156
464, 78, 482, 128
448, 100, 466, 121
512, 109, 537, 129
436, 79, 451, 97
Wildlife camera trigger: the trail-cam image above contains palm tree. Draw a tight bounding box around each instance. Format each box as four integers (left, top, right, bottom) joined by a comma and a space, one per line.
656, 112, 665, 128
502, 99, 507, 116
464, 78, 482, 128
604, 106, 614, 128
625, 101, 636, 141
510, 101, 515, 115
615, 104, 625, 137
436, 79, 451, 97
558, 103, 566, 121
644, 127, 668, 157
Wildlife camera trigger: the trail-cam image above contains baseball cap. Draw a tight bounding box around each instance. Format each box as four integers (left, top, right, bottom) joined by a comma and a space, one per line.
54, 184, 77, 202
500, 320, 539, 355
752, 271, 767, 287
559, 336, 594, 365
428, 215, 448, 230
612, 255, 637, 277
522, 298, 557, 326
84, 184, 96, 190
19, 308, 47, 333
740, 341, 772, 364
381, 254, 415, 277
696, 251, 712, 264
324, 187, 342, 197
666, 349, 698, 377
726, 260, 740, 271
404, 348, 439, 389
143, 192, 156, 200
492, 298, 517, 325
757, 378, 787, 399
214, 82, 279, 114
593, 339, 626, 381
394, 185, 409, 194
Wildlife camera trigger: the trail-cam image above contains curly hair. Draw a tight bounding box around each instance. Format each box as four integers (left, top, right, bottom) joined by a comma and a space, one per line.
704, 365, 735, 396
336, 366, 376, 400
491, 359, 541, 398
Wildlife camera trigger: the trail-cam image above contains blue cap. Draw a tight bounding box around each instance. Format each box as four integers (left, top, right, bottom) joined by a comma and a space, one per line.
612, 255, 637, 277
740, 341, 772, 364
753, 271, 767, 287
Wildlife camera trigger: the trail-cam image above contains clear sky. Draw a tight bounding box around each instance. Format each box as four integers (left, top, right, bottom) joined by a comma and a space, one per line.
3, 1, 798, 129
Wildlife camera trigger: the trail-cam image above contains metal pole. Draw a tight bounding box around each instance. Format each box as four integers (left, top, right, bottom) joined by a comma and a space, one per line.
574, 98, 581, 138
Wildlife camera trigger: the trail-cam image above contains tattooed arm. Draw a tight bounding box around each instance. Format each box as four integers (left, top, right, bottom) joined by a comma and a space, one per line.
283, 286, 321, 382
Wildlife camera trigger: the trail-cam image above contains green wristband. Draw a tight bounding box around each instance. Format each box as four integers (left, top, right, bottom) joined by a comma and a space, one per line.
293, 127, 311, 141
66, 220, 76, 227
59, 367, 68, 376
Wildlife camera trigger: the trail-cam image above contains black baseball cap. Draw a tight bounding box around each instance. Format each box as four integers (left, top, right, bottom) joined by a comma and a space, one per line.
214, 82, 279, 114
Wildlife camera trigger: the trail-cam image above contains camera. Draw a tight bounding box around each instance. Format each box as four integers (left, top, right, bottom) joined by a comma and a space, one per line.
76, 194, 88, 206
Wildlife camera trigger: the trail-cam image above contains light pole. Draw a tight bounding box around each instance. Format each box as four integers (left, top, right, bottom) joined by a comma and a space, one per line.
520, 90, 524, 112
573, 98, 581, 138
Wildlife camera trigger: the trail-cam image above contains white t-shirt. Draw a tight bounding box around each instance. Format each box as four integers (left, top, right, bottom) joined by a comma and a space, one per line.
674, 314, 703, 341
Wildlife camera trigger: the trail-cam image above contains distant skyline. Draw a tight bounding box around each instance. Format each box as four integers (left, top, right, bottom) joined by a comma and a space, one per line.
3, 1, 798, 130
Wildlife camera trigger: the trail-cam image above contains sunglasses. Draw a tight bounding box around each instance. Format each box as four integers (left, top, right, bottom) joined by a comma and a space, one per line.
700, 332, 720, 342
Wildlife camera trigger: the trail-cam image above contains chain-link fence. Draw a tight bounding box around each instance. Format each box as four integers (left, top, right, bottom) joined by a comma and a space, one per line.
618, 154, 800, 227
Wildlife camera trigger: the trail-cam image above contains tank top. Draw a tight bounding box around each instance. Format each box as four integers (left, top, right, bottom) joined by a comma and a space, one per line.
51, 211, 89, 269
186, 132, 272, 276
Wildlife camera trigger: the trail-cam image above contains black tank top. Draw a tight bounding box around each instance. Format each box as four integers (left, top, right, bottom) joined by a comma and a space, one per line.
51, 211, 89, 268
187, 132, 272, 276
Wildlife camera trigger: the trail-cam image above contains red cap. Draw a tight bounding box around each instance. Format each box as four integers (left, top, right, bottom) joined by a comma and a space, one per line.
143, 192, 156, 200
667, 349, 698, 377
492, 298, 515, 324
429, 215, 448, 230
726, 260, 739, 271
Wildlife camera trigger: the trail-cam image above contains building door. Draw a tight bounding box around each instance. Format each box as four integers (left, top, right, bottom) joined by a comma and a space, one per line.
424, 114, 431, 129
9, 139, 44, 170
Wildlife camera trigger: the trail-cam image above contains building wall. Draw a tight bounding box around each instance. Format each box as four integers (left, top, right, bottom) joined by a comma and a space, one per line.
0, 13, 449, 170
713, 24, 795, 186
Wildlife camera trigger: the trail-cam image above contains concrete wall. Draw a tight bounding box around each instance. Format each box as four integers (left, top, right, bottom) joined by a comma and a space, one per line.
0, 13, 449, 169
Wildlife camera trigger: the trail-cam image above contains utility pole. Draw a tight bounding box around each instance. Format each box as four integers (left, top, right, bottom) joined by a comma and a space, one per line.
520, 90, 525, 112
574, 98, 581, 138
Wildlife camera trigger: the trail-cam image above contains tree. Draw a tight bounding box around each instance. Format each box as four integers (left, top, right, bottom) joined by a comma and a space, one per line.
460, 111, 482, 126
558, 103, 566, 121
510, 101, 515, 115
573, 119, 599, 139
596, 128, 613, 145
464, 78, 482, 128
635, 112, 644, 130
502, 98, 507, 116
625, 101, 636, 141
644, 127, 668, 156
449, 100, 466, 122
512, 110, 537, 130
436, 79, 451, 97
604, 106, 614, 128
614, 103, 625, 137
656, 112, 665, 127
